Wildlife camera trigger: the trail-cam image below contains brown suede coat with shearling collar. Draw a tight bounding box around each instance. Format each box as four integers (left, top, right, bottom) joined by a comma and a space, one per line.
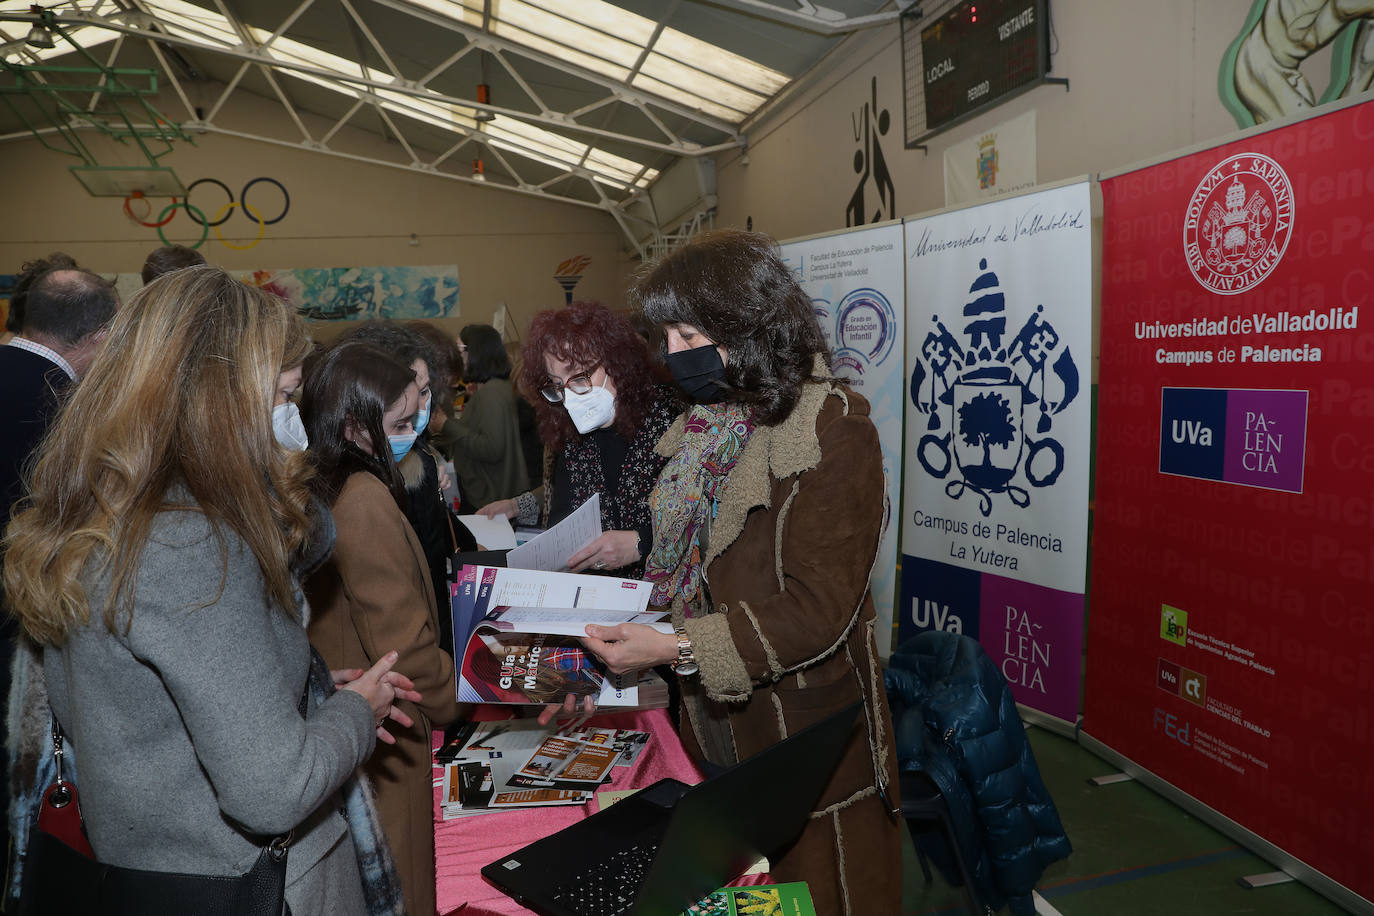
656, 374, 902, 916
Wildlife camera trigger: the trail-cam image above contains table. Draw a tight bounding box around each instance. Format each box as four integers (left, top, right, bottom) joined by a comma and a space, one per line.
434, 707, 757, 916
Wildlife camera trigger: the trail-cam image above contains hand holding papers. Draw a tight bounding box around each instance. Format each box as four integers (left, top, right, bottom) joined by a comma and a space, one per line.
507, 494, 601, 571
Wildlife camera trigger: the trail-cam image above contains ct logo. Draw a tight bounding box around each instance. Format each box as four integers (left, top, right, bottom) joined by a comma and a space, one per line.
1182, 152, 1293, 296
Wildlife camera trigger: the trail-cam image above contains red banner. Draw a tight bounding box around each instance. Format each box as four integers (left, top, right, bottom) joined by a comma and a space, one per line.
1086, 99, 1374, 902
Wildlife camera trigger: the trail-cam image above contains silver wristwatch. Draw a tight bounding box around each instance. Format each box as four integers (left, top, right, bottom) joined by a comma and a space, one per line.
671, 627, 699, 677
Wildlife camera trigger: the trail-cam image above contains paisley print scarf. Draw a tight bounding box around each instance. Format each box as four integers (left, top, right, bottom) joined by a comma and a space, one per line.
643, 402, 755, 610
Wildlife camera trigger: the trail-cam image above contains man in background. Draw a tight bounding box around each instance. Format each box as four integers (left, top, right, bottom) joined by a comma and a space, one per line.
141, 243, 205, 285
1, 252, 79, 345
0, 267, 118, 873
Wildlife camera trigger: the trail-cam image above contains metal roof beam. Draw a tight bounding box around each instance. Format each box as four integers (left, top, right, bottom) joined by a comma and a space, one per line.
339, 0, 402, 81
142, 35, 195, 119
4, 10, 739, 156
364, 0, 742, 138
261, 0, 316, 50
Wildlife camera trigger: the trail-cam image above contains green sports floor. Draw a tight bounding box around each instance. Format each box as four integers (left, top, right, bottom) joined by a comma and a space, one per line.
901, 727, 1351, 916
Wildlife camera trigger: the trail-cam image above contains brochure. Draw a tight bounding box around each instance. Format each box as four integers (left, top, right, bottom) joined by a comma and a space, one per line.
455, 606, 671, 706
505, 734, 621, 789
439, 761, 589, 816
437, 718, 656, 815
682, 883, 817, 916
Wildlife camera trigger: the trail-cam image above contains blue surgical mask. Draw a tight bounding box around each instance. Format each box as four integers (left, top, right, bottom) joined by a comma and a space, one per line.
388, 431, 418, 462
413, 391, 432, 435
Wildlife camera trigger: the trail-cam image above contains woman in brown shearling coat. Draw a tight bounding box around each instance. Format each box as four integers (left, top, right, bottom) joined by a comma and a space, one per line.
579, 230, 902, 916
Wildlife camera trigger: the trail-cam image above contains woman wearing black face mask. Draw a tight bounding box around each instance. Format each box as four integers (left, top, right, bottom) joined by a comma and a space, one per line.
567, 229, 902, 916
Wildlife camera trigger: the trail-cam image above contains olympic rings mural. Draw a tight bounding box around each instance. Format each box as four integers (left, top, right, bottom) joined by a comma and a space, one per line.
122, 178, 291, 252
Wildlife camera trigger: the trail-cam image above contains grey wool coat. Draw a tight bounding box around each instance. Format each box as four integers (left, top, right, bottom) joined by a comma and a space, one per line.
659, 373, 903, 916
37, 508, 378, 916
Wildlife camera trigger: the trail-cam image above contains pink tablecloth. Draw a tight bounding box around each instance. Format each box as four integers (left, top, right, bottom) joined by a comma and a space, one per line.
432, 708, 705, 916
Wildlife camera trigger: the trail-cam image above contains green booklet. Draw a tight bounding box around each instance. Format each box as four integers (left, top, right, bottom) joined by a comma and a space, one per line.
680, 882, 816, 916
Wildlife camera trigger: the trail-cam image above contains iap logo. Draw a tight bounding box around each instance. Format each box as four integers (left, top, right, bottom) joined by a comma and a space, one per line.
1183, 152, 1294, 295
1160, 604, 1188, 647
910, 257, 1081, 516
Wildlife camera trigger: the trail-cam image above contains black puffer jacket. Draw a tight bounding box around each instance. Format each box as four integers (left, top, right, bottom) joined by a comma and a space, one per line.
885, 631, 1071, 915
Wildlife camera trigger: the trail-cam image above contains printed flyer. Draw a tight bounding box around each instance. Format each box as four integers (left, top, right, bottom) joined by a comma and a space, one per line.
899, 181, 1094, 723
1085, 99, 1374, 903
682, 882, 816, 916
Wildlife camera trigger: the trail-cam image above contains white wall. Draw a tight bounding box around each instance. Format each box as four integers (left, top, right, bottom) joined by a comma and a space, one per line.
715, 0, 1276, 239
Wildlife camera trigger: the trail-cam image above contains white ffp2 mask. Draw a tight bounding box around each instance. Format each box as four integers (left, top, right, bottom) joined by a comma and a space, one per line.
562, 384, 616, 434
272, 402, 309, 451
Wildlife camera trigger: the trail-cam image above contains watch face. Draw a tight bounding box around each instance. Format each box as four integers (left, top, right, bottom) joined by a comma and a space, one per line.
673, 661, 699, 677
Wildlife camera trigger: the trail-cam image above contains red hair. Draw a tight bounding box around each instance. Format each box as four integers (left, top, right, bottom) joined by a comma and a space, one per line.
518, 301, 659, 453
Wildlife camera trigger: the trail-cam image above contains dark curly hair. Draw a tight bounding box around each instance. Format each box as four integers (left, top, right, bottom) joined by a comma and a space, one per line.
404, 320, 463, 400
518, 301, 665, 453
339, 320, 441, 396
631, 229, 830, 426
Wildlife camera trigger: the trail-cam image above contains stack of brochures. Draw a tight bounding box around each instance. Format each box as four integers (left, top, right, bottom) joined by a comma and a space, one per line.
436, 718, 652, 818
450, 565, 670, 709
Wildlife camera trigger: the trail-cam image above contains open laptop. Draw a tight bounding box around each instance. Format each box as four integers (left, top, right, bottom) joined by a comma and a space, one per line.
481, 701, 862, 916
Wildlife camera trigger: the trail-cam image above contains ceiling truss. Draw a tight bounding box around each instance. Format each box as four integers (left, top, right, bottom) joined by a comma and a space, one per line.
0, 0, 898, 251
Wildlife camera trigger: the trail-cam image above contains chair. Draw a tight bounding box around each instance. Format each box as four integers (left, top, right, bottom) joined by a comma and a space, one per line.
900, 770, 986, 916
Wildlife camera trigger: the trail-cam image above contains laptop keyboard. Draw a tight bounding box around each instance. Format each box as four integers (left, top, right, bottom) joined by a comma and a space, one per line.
548, 840, 659, 916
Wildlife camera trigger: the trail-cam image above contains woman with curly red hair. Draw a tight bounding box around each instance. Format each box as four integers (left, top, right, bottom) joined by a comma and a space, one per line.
478, 301, 680, 578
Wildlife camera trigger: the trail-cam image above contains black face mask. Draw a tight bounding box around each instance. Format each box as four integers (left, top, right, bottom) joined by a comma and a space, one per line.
665, 344, 728, 403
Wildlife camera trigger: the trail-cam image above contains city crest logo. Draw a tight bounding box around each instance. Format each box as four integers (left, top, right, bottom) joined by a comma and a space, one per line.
1182, 152, 1293, 296
977, 133, 998, 190
909, 257, 1081, 516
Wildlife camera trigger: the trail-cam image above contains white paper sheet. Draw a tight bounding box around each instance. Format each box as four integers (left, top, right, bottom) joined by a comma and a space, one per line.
455, 514, 517, 550
505, 493, 602, 572
483, 566, 651, 613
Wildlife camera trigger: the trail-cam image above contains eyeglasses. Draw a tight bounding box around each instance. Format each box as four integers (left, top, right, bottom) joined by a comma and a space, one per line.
540, 365, 600, 403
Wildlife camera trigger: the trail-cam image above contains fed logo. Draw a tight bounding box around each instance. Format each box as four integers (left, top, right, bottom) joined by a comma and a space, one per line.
1183, 152, 1293, 295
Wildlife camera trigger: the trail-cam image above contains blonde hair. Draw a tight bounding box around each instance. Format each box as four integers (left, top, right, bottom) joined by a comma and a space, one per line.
282, 305, 310, 370
3, 265, 314, 645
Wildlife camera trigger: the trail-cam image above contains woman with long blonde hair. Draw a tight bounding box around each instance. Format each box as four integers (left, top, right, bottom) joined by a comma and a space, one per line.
4, 266, 415, 915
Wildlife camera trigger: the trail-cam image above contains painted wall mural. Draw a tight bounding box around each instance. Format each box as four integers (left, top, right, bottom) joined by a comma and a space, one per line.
246, 265, 459, 321
845, 77, 898, 227
1221, 0, 1374, 126
108, 264, 459, 321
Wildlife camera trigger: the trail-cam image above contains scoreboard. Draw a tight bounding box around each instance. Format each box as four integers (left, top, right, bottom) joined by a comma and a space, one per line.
904, 0, 1049, 144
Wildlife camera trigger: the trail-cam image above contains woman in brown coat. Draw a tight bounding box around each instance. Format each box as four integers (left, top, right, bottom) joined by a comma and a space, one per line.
301, 341, 463, 916
579, 230, 902, 915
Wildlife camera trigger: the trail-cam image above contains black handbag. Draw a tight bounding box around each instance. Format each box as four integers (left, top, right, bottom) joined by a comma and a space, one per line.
17, 723, 292, 916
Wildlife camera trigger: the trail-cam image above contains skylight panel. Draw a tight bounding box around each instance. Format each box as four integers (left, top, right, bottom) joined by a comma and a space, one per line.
584, 147, 653, 183
141, 0, 241, 48
629, 72, 747, 124
514, 0, 655, 46
489, 21, 630, 82
653, 27, 790, 97
637, 53, 766, 116
402, 0, 483, 28
495, 0, 640, 68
